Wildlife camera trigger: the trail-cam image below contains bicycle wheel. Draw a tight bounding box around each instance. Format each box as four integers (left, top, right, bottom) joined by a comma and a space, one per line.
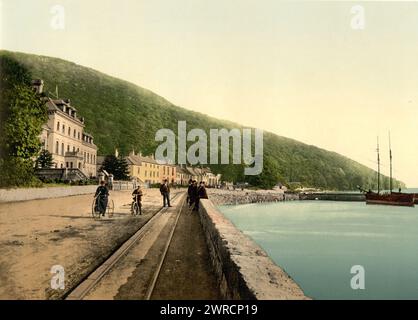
107, 199, 114, 218
131, 202, 136, 216
92, 197, 101, 219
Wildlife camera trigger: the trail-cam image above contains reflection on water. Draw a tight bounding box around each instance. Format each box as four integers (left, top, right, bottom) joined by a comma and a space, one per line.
219, 199, 418, 300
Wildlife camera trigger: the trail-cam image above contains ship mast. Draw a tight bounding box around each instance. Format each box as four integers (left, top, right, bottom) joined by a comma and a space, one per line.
377, 136, 380, 194
389, 131, 393, 193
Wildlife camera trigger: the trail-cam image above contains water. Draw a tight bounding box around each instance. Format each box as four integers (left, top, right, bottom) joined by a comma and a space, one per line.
219, 193, 418, 300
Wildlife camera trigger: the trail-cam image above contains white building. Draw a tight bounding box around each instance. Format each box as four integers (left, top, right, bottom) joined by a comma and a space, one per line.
34, 80, 98, 178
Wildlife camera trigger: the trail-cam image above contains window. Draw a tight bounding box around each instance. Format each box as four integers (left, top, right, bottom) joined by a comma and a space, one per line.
78, 163, 81, 169
66, 162, 69, 168
138, 168, 140, 174
57, 122, 60, 131
62, 125, 65, 133
67, 145, 70, 152
73, 146, 75, 152
61, 143, 64, 155
61, 163, 63, 168
73, 129, 76, 138
56, 141, 59, 154
70, 162, 73, 168
68, 127, 71, 135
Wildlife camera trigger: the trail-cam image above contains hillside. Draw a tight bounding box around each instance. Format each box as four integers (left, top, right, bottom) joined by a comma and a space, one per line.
0, 50, 404, 190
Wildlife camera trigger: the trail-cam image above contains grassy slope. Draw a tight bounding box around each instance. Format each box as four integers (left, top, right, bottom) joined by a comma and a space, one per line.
0, 50, 403, 190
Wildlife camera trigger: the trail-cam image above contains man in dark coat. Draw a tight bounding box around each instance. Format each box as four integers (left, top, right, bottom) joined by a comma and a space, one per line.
95, 180, 109, 216
194, 181, 208, 211
190, 180, 198, 210
160, 179, 172, 207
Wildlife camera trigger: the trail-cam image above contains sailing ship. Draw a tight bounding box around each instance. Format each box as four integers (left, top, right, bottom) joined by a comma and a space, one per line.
361, 134, 415, 207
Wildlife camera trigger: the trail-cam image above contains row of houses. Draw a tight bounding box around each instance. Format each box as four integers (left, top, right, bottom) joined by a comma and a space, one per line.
97, 151, 222, 187
34, 79, 222, 187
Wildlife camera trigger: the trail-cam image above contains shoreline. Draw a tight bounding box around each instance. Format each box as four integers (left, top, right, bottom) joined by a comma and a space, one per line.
207, 189, 299, 206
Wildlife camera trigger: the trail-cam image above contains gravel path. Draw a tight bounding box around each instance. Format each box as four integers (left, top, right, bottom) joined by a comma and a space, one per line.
0, 188, 182, 299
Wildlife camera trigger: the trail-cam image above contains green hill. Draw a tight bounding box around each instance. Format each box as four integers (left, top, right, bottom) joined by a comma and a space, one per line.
0, 50, 404, 190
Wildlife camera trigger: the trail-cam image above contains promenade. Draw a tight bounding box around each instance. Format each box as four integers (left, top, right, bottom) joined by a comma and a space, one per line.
0, 187, 306, 300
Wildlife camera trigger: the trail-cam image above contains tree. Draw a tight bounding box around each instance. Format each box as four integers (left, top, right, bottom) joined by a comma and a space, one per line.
100, 155, 130, 180
0, 56, 47, 187
4, 85, 47, 159
0, 55, 33, 160
36, 150, 54, 168
245, 155, 281, 189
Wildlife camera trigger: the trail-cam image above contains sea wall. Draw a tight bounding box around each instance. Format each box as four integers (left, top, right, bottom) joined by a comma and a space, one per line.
198, 198, 308, 300
208, 189, 299, 206
0, 185, 98, 203
299, 192, 365, 201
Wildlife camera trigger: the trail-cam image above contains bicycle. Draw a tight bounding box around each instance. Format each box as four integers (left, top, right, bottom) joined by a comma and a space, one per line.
131, 198, 142, 216
92, 195, 115, 219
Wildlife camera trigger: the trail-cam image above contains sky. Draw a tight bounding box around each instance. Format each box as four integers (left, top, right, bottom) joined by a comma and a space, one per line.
1, 0, 418, 186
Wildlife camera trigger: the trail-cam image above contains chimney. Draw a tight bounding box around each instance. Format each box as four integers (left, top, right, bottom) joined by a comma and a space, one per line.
31, 79, 44, 94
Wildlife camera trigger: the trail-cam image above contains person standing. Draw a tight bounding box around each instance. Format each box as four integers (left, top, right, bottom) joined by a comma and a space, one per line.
132, 185, 143, 215
190, 180, 198, 211
160, 179, 172, 207
187, 179, 193, 207
108, 174, 114, 191
194, 181, 208, 211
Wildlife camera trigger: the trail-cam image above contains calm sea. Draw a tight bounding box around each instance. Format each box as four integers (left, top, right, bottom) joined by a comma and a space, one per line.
219, 188, 418, 300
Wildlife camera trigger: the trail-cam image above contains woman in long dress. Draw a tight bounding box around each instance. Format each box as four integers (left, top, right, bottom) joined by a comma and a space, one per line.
95, 181, 109, 216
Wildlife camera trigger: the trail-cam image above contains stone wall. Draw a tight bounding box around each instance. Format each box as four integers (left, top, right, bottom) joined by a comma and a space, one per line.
198, 198, 308, 300
0, 185, 98, 203
208, 189, 299, 206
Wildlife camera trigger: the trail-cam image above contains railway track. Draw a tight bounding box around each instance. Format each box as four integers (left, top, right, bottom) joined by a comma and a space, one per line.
65, 191, 186, 300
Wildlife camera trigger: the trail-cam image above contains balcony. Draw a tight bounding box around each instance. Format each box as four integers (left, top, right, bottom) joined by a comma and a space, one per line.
65, 151, 84, 159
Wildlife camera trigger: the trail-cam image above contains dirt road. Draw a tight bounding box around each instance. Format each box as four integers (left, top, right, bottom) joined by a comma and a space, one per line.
82, 195, 221, 300
0, 188, 182, 299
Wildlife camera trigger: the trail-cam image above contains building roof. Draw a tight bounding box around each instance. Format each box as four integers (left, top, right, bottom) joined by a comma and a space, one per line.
45, 98, 84, 125
185, 166, 200, 176
176, 166, 190, 175
126, 154, 159, 166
